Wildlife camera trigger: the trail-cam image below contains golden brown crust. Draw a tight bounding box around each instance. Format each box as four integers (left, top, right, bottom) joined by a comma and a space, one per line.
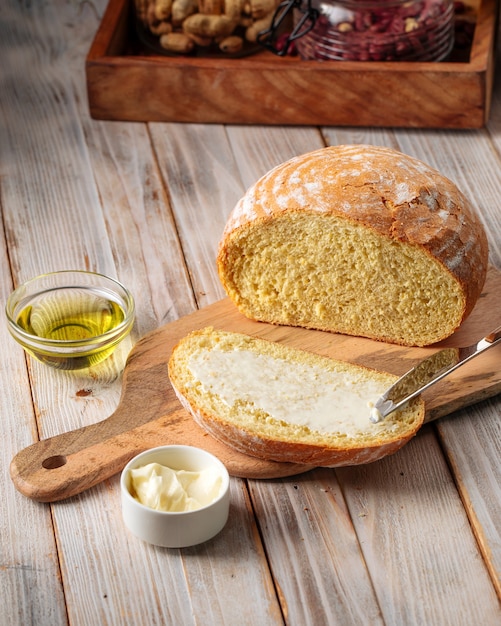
217, 145, 489, 338
181, 402, 419, 467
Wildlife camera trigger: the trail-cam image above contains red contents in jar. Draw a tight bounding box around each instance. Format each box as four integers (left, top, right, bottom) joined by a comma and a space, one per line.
294, 0, 455, 61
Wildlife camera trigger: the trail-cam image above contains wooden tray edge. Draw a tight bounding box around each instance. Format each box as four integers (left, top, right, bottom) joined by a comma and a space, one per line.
85, 0, 498, 127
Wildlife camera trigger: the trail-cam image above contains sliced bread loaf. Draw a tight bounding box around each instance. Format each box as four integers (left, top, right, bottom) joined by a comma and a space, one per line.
168, 327, 425, 467
217, 145, 489, 347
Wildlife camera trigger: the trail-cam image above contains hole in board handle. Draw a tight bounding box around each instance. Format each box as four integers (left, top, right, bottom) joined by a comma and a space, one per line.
42, 455, 67, 470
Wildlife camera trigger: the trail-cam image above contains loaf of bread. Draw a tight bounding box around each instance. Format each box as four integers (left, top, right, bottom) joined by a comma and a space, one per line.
217, 145, 489, 347
168, 327, 425, 467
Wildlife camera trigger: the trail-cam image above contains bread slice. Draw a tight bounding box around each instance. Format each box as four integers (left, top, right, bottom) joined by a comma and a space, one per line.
168, 327, 425, 467
217, 145, 489, 347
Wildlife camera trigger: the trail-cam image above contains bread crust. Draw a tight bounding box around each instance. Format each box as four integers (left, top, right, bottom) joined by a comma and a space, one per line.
217, 145, 489, 341
168, 327, 426, 467
172, 390, 420, 466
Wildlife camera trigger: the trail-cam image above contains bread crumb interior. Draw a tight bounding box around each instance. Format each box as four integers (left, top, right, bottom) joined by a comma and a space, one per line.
220, 213, 464, 346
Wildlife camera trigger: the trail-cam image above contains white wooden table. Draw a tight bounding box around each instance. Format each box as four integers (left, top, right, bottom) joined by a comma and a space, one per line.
1, 1, 501, 623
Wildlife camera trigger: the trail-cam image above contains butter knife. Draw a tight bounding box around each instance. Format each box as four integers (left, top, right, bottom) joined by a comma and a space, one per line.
370, 324, 501, 423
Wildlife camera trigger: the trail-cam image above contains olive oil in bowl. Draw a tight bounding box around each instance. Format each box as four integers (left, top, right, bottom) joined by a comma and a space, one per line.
6, 272, 135, 370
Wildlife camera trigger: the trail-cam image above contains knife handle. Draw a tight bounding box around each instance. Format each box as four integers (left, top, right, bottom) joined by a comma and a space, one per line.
484, 325, 501, 344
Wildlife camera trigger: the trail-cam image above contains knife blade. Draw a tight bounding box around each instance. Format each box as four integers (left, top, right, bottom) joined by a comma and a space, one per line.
370, 324, 501, 423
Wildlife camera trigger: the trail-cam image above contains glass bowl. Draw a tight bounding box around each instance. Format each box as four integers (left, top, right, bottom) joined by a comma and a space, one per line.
5, 270, 135, 370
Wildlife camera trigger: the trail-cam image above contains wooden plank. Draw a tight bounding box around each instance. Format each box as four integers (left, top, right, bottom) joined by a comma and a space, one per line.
0, 158, 68, 625
148, 123, 243, 310
249, 430, 501, 625
181, 480, 284, 625
248, 469, 385, 625
85, 0, 497, 127
337, 427, 501, 623
437, 405, 501, 598
0, 2, 80, 624
227, 125, 326, 187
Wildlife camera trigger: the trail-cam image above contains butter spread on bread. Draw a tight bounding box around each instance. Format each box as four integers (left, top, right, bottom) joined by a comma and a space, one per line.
217, 145, 489, 347
168, 328, 425, 467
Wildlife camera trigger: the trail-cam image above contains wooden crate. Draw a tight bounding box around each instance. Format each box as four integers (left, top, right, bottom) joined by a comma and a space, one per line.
86, 0, 498, 127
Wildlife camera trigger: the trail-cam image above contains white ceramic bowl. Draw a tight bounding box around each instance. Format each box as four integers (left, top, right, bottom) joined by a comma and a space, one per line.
121, 445, 230, 548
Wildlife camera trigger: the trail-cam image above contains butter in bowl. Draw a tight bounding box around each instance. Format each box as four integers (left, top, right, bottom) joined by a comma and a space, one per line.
121, 445, 230, 548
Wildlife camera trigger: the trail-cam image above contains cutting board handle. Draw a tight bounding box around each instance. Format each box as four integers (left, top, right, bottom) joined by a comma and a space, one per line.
10, 412, 148, 502
10, 401, 312, 502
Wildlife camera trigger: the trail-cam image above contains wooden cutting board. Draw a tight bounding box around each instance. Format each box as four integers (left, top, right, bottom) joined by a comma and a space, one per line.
10, 266, 501, 502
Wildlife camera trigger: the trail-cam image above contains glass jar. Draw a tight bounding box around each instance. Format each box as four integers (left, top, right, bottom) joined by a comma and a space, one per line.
291, 0, 455, 61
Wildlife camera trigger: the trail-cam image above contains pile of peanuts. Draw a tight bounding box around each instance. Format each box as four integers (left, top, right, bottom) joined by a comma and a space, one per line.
135, 0, 280, 54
